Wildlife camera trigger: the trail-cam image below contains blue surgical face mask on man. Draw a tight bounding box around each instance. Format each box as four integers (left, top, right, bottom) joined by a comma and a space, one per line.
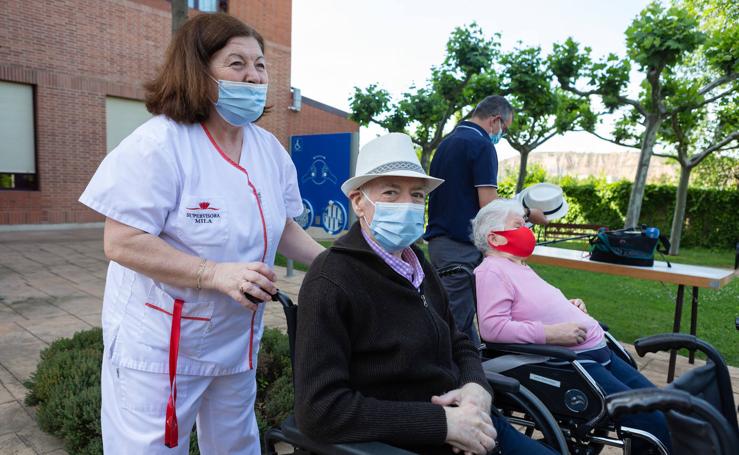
362, 191, 426, 253
210, 75, 268, 126
489, 118, 504, 145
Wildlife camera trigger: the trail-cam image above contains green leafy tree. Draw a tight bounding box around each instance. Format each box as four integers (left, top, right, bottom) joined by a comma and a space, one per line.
654, 94, 739, 253
549, 1, 738, 228
349, 23, 501, 170
501, 45, 596, 192
350, 25, 593, 188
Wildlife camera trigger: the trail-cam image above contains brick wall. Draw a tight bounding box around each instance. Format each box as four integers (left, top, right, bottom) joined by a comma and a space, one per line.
0, 0, 357, 226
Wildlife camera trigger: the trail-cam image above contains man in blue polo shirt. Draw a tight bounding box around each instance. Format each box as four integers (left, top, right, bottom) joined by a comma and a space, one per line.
424, 95, 547, 346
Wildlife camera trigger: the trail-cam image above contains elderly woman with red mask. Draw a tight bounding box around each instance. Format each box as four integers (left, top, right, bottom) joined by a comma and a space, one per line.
472, 198, 672, 454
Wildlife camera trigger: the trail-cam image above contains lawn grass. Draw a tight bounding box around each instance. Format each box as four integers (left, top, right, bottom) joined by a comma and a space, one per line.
526, 243, 738, 366
277, 240, 738, 366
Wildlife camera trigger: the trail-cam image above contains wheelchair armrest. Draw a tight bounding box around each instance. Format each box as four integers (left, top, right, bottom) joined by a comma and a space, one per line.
483, 342, 577, 361
606, 389, 739, 453
485, 370, 520, 394
278, 416, 416, 455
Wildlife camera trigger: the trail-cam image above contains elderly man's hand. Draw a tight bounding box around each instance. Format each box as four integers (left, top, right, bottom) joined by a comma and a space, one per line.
442, 402, 497, 455
432, 382, 492, 415
527, 207, 549, 225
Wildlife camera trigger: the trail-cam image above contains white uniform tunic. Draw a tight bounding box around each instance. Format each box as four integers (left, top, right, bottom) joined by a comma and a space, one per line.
81, 115, 302, 376
80, 116, 302, 453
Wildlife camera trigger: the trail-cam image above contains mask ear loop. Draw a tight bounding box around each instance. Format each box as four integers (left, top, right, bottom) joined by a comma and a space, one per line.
360, 190, 376, 227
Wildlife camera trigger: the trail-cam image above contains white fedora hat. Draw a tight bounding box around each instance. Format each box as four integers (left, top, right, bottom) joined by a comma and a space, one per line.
341, 133, 444, 196
516, 182, 569, 221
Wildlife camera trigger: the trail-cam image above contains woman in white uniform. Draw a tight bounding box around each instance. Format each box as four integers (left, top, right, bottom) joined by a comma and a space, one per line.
79, 13, 324, 454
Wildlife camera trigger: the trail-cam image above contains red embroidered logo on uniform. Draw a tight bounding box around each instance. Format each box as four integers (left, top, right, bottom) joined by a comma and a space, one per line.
185, 201, 222, 224
187, 202, 220, 211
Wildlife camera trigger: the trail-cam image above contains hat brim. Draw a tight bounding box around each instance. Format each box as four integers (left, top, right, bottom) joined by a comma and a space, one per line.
341, 170, 444, 196
516, 188, 569, 221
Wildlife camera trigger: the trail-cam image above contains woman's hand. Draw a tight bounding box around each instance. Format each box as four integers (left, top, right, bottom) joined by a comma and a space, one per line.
204, 261, 277, 311
570, 298, 587, 313
443, 402, 497, 455
544, 322, 588, 346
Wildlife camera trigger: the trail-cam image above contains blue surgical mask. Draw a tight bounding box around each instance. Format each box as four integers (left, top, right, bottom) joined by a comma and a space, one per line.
211, 77, 268, 126
489, 118, 504, 145
363, 192, 425, 252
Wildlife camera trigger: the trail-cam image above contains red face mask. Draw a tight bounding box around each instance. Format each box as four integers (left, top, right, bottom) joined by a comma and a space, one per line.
489, 227, 536, 257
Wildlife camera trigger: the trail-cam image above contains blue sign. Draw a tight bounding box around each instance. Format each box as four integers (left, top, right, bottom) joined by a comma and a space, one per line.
291, 133, 351, 234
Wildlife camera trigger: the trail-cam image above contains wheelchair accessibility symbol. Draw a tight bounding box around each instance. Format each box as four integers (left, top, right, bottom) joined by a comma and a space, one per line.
322, 200, 347, 235
294, 199, 314, 230
301, 155, 338, 186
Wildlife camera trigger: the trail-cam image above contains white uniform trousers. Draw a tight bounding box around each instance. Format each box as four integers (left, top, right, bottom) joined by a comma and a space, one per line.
101, 353, 260, 454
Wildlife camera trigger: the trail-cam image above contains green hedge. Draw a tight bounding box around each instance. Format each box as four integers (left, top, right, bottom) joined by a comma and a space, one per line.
497, 169, 738, 249
25, 327, 294, 455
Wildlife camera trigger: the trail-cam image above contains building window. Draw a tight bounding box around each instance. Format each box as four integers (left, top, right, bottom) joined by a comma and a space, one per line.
0, 81, 37, 190
105, 97, 153, 153
188, 0, 227, 12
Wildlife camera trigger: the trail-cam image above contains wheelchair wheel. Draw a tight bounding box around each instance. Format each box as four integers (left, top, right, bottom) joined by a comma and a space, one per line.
497, 384, 570, 454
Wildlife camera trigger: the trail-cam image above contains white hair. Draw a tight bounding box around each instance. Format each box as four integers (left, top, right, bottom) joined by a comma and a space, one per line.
471, 198, 525, 253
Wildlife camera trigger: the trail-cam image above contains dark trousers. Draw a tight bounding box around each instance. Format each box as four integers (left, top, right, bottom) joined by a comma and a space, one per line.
582, 351, 672, 453
428, 236, 482, 347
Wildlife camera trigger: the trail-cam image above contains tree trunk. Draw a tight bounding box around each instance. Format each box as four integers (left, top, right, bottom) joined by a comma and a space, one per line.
171, 0, 188, 35
515, 150, 530, 194
420, 147, 432, 173
668, 165, 691, 255
624, 115, 661, 228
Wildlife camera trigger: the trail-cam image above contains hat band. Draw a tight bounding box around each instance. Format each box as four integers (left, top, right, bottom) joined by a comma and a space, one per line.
366, 161, 424, 175
523, 199, 563, 216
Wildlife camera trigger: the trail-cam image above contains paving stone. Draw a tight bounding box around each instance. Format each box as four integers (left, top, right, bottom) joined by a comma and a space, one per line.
0, 383, 14, 405
49, 295, 102, 318
16, 422, 66, 454
0, 432, 36, 455
0, 365, 29, 402
0, 401, 36, 434
0, 324, 47, 381
5, 298, 68, 320
15, 314, 93, 345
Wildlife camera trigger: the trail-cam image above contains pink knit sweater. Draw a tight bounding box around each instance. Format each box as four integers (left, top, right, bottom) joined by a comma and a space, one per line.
475, 255, 604, 349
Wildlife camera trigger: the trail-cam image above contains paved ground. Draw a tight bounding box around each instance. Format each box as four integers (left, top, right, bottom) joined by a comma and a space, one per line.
0, 228, 736, 454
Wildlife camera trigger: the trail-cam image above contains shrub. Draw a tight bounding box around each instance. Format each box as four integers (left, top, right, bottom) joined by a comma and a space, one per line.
496, 171, 739, 249
25, 327, 295, 455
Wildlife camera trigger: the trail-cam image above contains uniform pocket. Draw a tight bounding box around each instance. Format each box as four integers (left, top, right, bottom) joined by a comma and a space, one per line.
117, 366, 188, 415
178, 195, 229, 247
135, 285, 214, 360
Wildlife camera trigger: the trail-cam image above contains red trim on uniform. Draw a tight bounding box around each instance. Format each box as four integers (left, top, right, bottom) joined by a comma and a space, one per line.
201, 122, 266, 372
201, 123, 268, 262
164, 298, 184, 448
145, 303, 211, 321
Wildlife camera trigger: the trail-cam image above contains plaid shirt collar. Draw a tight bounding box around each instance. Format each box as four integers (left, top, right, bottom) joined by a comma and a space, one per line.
361, 228, 425, 290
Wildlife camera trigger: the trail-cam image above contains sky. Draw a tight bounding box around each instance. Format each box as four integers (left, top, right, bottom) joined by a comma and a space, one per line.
291, 0, 654, 158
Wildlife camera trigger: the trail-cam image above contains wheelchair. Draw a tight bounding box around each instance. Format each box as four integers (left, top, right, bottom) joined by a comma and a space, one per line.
437, 264, 662, 454
438, 263, 738, 454
264, 291, 570, 454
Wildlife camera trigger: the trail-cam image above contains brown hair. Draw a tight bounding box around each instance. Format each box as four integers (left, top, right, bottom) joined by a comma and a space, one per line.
144, 13, 265, 124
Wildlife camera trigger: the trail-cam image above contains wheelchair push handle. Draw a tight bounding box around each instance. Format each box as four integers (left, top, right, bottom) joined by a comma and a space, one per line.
606, 389, 739, 453
634, 334, 725, 366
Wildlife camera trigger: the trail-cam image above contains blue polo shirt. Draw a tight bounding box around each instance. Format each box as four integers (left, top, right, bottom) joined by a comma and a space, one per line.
424, 121, 498, 244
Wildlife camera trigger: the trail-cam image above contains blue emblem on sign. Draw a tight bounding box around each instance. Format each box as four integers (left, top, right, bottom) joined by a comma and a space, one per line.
294, 199, 314, 230
301, 155, 338, 185
322, 200, 347, 235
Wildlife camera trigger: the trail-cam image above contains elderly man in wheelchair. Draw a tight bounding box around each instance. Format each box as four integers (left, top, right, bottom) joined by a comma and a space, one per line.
291, 133, 559, 455
469, 198, 672, 454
